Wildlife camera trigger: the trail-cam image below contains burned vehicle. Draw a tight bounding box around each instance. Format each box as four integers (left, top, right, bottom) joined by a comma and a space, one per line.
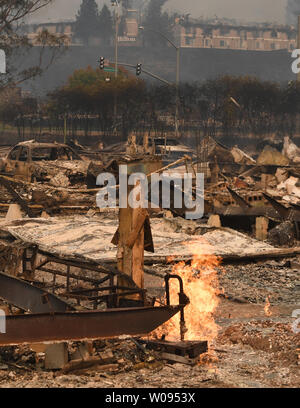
0, 141, 90, 186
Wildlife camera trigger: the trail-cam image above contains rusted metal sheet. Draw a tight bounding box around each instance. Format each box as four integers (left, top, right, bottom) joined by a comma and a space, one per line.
0, 271, 74, 313
0, 306, 182, 346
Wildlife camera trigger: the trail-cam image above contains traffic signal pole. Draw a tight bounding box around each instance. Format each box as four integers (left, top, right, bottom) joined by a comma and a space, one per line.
110, 61, 173, 86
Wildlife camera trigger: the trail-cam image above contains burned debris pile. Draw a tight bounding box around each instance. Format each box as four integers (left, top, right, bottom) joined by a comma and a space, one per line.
0, 135, 299, 388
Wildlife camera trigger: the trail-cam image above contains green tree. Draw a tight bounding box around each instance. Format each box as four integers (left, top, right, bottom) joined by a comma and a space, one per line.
74, 0, 99, 45
48, 66, 146, 138
98, 4, 113, 44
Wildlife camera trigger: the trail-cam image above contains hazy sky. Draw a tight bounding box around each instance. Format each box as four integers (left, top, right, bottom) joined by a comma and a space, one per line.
30, 0, 288, 24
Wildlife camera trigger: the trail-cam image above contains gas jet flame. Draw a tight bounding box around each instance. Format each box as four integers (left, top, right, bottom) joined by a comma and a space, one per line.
153, 239, 223, 344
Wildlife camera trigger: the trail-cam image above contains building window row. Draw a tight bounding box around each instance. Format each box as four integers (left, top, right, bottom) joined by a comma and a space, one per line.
183, 35, 296, 51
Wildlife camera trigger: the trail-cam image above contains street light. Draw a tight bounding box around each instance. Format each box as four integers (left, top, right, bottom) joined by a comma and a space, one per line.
139, 26, 180, 138
111, 0, 120, 80
111, 0, 120, 134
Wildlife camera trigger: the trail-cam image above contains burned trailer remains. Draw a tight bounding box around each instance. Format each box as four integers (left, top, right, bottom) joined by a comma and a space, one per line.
0, 305, 183, 346
0, 239, 188, 346
0, 240, 188, 345
34, 251, 148, 309
0, 271, 74, 313
0, 164, 190, 344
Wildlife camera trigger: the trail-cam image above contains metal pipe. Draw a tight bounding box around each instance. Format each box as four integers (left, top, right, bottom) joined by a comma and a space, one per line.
164, 274, 189, 341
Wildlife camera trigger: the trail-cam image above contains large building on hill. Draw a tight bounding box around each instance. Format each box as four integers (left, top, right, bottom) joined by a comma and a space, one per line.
23, 16, 297, 52
23, 21, 74, 45
174, 20, 297, 52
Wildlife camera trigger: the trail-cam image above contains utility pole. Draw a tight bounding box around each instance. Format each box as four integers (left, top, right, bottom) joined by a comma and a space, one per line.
175, 46, 180, 137
114, 3, 119, 81
64, 113, 67, 144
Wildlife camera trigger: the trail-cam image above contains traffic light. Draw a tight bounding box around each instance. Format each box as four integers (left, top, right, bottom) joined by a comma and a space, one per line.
99, 57, 105, 70
136, 63, 142, 76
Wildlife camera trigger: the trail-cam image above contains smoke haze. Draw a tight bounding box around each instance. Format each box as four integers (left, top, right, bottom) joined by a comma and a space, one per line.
29, 0, 288, 24
286, 0, 300, 24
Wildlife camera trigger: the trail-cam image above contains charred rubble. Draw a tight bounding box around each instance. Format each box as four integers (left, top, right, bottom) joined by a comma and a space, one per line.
0, 135, 299, 388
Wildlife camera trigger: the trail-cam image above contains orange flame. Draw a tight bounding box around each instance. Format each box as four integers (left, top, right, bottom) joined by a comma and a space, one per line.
153, 239, 223, 344
264, 296, 272, 317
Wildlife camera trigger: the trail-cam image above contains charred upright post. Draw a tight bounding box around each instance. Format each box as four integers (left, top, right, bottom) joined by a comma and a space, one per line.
115, 159, 161, 307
